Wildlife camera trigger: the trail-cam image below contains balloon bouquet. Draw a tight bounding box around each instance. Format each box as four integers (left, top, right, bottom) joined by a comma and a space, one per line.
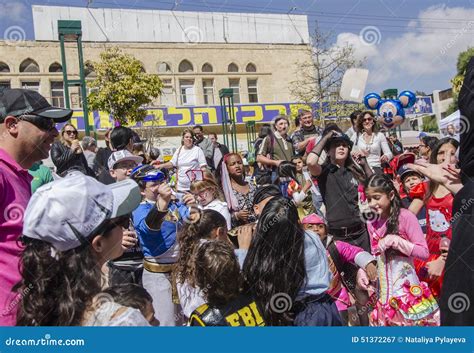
363, 90, 417, 129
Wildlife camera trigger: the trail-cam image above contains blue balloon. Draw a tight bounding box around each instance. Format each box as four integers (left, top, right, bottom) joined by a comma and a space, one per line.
363, 89, 416, 129
398, 90, 416, 108
363, 92, 381, 109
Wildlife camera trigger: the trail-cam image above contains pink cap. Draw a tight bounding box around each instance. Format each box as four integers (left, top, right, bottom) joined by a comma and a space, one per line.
301, 213, 326, 225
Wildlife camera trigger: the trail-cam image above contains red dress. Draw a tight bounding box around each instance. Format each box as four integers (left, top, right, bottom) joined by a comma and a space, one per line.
414, 192, 453, 298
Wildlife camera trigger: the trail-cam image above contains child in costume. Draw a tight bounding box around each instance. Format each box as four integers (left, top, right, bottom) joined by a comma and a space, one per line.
408, 138, 458, 298
364, 174, 439, 326
301, 213, 376, 325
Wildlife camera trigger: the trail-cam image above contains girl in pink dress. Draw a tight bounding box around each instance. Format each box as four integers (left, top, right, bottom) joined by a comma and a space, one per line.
364, 174, 439, 326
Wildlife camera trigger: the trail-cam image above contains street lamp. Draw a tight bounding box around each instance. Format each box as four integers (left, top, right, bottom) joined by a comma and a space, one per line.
58, 20, 93, 137
219, 88, 238, 153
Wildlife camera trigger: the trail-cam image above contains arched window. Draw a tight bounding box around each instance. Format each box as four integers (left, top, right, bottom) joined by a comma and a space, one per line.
246, 63, 257, 72
178, 60, 194, 73
49, 62, 62, 73
0, 62, 10, 73
201, 63, 213, 72
19, 58, 40, 73
228, 63, 239, 72
157, 62, 172, 73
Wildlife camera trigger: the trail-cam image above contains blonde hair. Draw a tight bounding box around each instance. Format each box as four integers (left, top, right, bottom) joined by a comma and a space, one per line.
60, 123, 78, 146
190, 175, 223, 201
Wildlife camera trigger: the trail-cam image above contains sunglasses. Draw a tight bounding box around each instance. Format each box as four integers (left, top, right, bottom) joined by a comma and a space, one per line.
64, 130, 78, 136
99, 215, 131, 235
17, 115, 56, 132
363, 118, 374, 122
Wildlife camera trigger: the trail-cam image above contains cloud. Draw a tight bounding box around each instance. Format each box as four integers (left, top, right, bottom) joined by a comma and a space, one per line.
336, 5, 474, 88
0, 1, 29, 23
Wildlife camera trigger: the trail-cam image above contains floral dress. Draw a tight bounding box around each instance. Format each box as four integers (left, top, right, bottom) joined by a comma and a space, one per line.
230, 182, 257, 228
367, 209, 439, 326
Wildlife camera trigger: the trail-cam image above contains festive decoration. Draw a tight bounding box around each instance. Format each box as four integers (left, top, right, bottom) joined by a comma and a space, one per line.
364, 90, 416, 128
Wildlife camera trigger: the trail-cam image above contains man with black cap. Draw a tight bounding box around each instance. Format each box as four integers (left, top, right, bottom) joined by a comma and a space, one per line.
0, 89, 72, 325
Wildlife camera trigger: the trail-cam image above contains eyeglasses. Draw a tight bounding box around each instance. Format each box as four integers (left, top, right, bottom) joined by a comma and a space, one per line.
192, 189, 210, 198
363, 118, 374, 122
17, 115, 56, 132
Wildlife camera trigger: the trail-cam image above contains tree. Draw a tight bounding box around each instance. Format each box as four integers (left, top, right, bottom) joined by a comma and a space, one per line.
88, 47, 162, 126
290, 23, 365, 122
446, 47, 474, 115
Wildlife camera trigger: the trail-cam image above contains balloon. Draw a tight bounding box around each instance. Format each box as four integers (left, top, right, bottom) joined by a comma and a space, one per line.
363, 90, 416, 129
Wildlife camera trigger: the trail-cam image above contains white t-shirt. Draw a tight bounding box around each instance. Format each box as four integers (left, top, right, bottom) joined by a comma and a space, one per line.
170, 146, 207, 191
204, 199, 232, 230
351, 132, 393, 168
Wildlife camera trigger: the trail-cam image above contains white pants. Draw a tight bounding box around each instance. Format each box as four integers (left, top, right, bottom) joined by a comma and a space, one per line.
142, 269, 183, 326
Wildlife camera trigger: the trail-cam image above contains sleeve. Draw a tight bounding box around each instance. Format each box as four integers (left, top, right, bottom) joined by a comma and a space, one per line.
50, 142, 75, 171
197, 148, 207, 167
133, 206, 163, 240
379, 133, 393, 159
400, 209, 429, 260
234, 249, 248, 269
291, 131, 304, 150
334, 240, 364, 264
257, 136, 270, 156
170, 148, 180, 167
203, 139, 214, 160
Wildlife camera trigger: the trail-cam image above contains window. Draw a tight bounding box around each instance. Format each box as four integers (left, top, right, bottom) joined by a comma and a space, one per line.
19, 59, 40, 73
0, 81, 11, 93
247, 79, 258, 103
50, 81, 65, 108
202, 63, 213, 72
160, 79, 174, 106
229, 79, 240, 104
21, 81, 40, 92
0, 62, 10, 73
157, 62, 172, 73
49, 62, 62, 73
180, 80, 195, 105
228, 63, 239, 72
246, 63, 257, 72
202, 79, 214, 105
178, 60, 194, 73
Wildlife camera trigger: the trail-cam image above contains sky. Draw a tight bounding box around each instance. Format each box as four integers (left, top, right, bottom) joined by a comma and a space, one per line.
1, 0, 474, 94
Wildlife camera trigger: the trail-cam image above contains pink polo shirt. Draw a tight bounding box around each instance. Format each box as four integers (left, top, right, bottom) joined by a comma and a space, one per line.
0, 148, 33, 326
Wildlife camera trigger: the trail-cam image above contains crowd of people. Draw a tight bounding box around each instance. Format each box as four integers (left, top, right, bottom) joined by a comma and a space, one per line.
0, 60, 473, 327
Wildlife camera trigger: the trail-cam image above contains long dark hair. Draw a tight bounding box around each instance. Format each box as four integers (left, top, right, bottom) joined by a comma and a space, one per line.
15, 219, 120, 326
176, 209, 227, 287
356, 111, 379, 134
426, 137, 459, 200
364, 174, 402, 235
242, 197, 306, 325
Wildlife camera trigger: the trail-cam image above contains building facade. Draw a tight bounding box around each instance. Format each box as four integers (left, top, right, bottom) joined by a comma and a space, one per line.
0, 6, 311, 115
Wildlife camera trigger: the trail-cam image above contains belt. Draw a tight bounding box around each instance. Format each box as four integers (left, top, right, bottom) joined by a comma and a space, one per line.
329, 223, 365, 238
143, 260, 175, 273
143, 260, 180, 304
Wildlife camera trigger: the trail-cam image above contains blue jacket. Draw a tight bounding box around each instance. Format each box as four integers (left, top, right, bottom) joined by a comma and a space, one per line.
132, 200, 189, 258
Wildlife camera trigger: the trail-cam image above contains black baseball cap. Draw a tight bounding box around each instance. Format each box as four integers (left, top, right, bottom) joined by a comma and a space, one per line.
325, 133, 353, 151
0, 89, 73, 122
